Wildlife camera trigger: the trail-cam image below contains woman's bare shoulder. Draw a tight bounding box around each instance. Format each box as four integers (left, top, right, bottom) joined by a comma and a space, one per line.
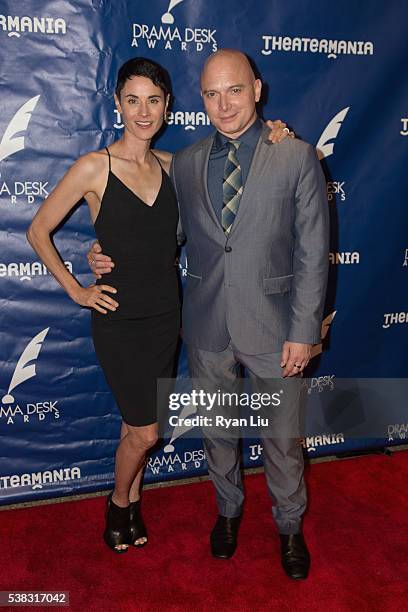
51, 150, 108, 197
153, 149, 173, 172
69, 149, 109, 180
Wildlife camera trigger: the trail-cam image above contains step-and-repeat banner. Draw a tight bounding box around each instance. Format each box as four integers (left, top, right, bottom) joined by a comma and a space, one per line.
1, 0, 407, 503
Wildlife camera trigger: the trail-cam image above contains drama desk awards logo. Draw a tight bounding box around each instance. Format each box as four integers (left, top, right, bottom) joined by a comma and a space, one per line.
1, 328, 61, 425
147, 446, 206, 476
316, 107, 349, 208
161, 0, 184, 24
131, 0, 218, 53
0, 95, 49, 204
316, 106, 349, 161
0, 95, 39, 163
316, 108, 360, 265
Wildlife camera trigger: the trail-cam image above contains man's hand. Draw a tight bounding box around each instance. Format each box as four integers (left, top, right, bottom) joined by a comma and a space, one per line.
280, 341, 311, 377
266, 119, 295, 143
87, 241, 114, 279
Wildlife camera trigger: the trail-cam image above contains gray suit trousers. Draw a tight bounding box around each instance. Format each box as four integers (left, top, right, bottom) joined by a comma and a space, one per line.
188, 342, 307, 535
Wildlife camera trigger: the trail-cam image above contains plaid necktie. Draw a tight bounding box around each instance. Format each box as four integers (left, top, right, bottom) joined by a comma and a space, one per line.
222, 140, 243, 235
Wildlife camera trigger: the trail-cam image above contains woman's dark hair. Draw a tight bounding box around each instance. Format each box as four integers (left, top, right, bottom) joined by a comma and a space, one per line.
115, 57, 172, 99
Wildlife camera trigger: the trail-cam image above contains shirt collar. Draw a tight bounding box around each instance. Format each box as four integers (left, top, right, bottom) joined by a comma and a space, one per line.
214, 117, 262, 151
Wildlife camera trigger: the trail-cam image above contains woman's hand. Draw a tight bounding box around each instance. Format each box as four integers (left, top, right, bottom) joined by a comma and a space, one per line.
265, 119, 295, 143
71, 284, 119, 314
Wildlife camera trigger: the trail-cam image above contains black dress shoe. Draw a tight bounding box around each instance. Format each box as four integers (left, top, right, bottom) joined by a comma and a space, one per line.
280, 533, 310, 580
210, 515, 241, 559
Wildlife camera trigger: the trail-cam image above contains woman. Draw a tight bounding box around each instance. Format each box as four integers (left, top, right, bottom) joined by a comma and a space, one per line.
28, 57, 179, 553
27, 57, 290, 554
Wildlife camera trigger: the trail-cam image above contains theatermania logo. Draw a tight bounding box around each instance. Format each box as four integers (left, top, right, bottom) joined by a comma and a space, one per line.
0, 14, 66, 38
0, 260, 73, 281
248, 433, 346, 459
300, 433, 345, 453
329, 252, 360, 265
1, 328, 61, 425
113, 109, 211, 132
0, 467, 81, 491
130, 0, 218, 52
261, 35, 373, 60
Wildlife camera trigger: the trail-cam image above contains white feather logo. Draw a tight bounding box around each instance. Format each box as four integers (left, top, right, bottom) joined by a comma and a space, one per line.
310, 311, 337, 359
2, 327, 49, 404
164, 399, 196, 453
316, 107, 349, 160
162, 0, 184, 24
0, 95, 40, 163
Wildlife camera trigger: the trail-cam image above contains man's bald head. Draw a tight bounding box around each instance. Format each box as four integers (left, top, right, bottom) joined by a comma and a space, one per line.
200, 49, 262, 139
201, 49, 256, 87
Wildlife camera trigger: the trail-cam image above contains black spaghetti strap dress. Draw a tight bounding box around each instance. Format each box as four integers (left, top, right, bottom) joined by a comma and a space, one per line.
91, 148, 180, 427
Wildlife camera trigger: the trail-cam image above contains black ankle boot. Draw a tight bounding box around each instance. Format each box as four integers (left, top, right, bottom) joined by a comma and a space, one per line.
103, 493, 131, 553
129, 500, 148, 547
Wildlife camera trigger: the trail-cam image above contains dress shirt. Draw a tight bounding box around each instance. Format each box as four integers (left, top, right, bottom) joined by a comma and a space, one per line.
207, 117, 263, 221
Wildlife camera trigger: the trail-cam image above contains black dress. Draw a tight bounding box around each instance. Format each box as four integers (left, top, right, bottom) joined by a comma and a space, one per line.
91, 147, 180, 426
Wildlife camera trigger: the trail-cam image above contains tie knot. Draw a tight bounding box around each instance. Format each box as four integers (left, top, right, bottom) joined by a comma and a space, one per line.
228, 140, 240, 151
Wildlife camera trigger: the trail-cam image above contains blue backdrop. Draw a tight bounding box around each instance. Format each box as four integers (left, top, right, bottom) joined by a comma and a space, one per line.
1, 0, 407, 504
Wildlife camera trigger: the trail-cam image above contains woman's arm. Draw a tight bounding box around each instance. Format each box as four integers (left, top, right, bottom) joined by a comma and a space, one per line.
27, 153, 118, 314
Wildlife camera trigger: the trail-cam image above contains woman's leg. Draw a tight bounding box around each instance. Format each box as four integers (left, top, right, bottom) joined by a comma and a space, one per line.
112, 420, 157, 547
113, 420, 158, 507
119, 421, 147, 503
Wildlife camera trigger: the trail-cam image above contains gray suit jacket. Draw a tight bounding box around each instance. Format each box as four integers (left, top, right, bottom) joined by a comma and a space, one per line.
171, 123, 329, 355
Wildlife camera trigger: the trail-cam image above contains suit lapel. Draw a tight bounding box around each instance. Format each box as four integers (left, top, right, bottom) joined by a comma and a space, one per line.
194, 134, 225, 234
228, 124, 277, 237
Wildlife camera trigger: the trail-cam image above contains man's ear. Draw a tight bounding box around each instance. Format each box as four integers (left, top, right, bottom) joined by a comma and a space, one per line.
254, 79, 262, 103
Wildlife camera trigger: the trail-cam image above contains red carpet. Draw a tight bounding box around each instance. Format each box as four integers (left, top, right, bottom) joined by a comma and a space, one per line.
1, 451, 407, 611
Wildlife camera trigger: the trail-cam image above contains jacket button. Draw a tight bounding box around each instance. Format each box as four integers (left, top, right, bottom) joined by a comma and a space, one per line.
225, 246, 232, 252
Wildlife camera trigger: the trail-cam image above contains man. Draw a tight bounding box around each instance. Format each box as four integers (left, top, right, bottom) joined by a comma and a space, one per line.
90, 50, 329, 579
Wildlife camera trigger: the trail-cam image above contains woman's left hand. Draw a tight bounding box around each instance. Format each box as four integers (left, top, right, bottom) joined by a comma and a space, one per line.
265, 119, 295, 143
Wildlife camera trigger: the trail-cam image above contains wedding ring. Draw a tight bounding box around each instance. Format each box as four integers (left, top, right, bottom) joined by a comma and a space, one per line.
283, 127, 290, 134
